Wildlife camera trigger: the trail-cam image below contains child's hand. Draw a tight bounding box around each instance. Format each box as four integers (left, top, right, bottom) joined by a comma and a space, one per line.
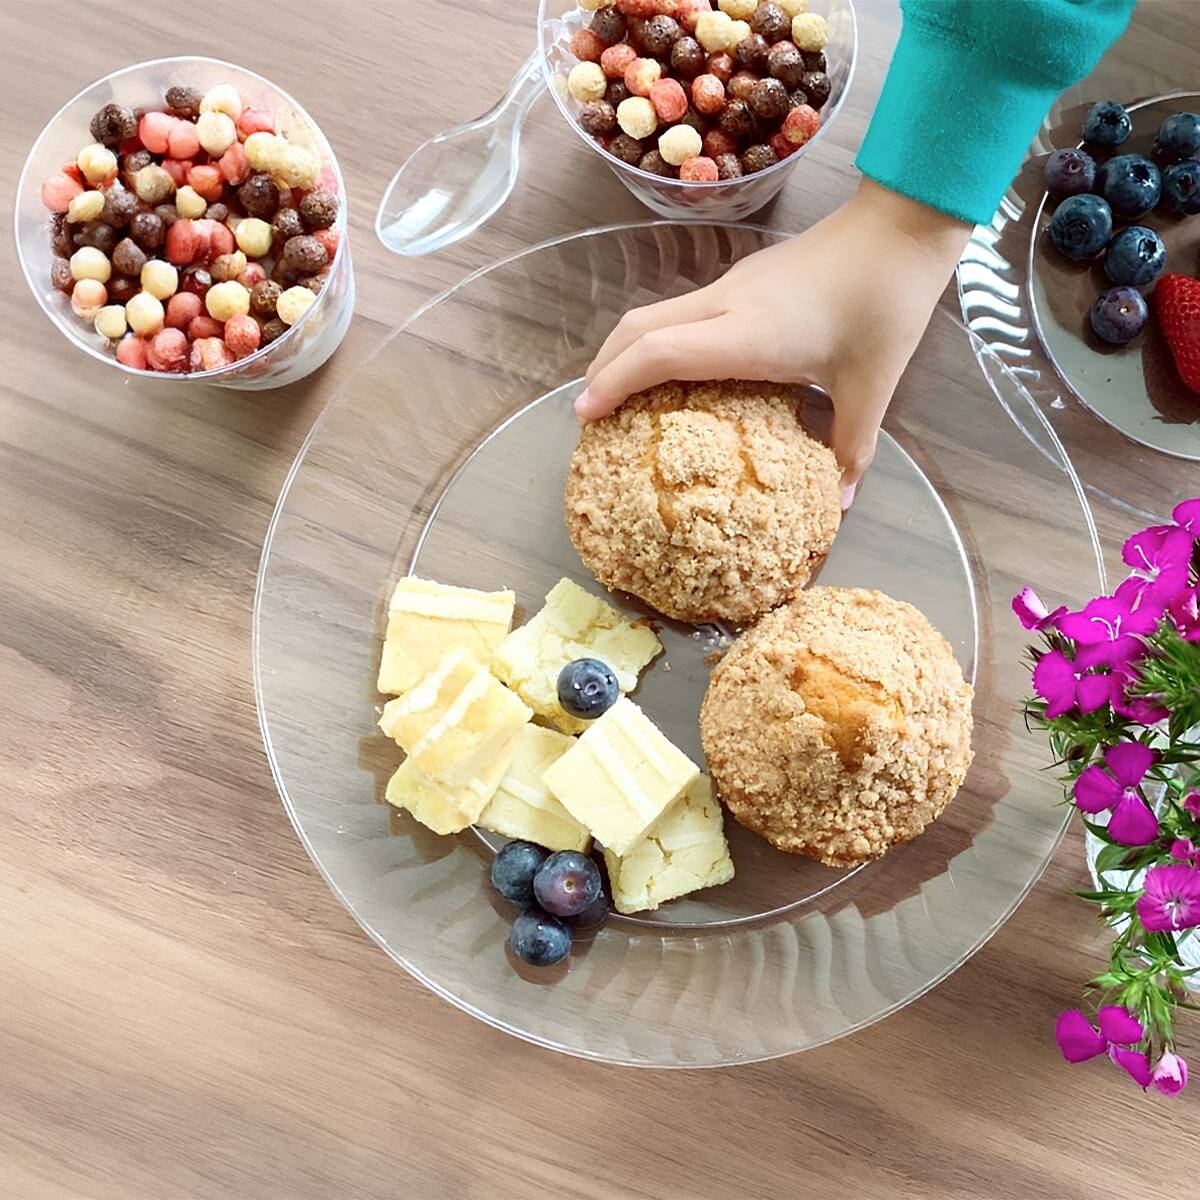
576, 180, 971, 505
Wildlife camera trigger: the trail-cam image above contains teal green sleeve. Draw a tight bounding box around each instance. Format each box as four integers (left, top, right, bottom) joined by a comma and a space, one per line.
856, 0, 1136, 225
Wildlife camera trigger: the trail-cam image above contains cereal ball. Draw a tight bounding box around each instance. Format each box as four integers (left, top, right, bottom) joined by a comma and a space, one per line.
703, 128, 738, 157
313, 229, 340, 261
579, 0, 614, 9
250, 279, 282, 316
791, 11, 827, 50
676, 0, 712, 31
224, 313, 261, 358
695, 10, 736, 51
237, 107, 274, 137
71, 279, 107, 319
802, 48, 826, 72
147, 327, 189, 372
165, 85, 203, 117
728, 70, 758, 102
205, 203, 231, 224
207, 219, 235, 260
187, 315, 223, 342
638, 149, 675, 177
126, 291, 165, 335
122, 149, 153, 179
49, 215, 76, 258
109, 276, 138, 304
69, 246, 111, 283
606, 79, 632, 107
623, 57, 661, 97
679, 155, 719, 181
217, 142, 251, 187
728, 19, 752, 45
139, 111, 175, 154
66, 190, 105, 224
77, 143, 118, 184
706, 51, 735, 83
74, 220, 117, 255
235, 217, 274, 259
130, 211, 165, 251
608, 132, 646, 164
238, 174, 280, 219
717, 98, 756, 141
260, 317, 287, 345
276, 285, 316, 326
272, 207, 304, 242
175, 185, 207, 219
797, 68, 830, 109
658, 123, 703, 166
680, 108, 707, 137
735, 31, 770, 71
299, 191, 339, 232
783, 102, 820, 145
41, 173, 83, 213
600, 42, 637, 80
641, 14, 681, 56
167, 120, 201, 160
141, 259, 179, 300
301, 274, 326, 295
580, 100, 618, 136
197, 111, 237, 157
691, 74, 726, 115
165, 290, 203, 330
134, 165, 176, 204
590, 5, 627, 44
200, 83, 243, 121
649, 78, 689, 124
570, 27, 606, 62
282, 235, 329, 275
111, 237, 148, 277
778, 0, 808, 15
116, 335, 149, 370
568, 61, 608, 103
190, 336, 235, 372
211, 251, 248, 282
749, 77, 790, 120
768, 40, 805, 87
186, 164, 225, 202
238, 262, 267, 289
101, 186, 139, 229
50, 256, 73, 292
165, 219, 198, 265
160, 158, 190, 189
769, 130, 799, 159
715, 152, 743, 179
671, 36, 706, 77
94, 304, 127, 340
752, 2, 791, 42
181, 268, 213, 301
244, 132, 283, 172
719, 0, 757, 17
90, 103, 136, 147
741, 142, 779, 173
205, 280, 251, 321
616, 96, 658, 139
273, 144, 319, 190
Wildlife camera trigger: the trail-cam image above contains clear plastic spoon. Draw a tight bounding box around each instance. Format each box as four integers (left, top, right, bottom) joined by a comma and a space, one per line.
375, 50, 545, 257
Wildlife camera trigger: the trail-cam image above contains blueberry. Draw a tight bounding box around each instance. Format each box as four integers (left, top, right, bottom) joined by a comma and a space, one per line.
564, 887, 610, 931
1154, 112, 1200, 161
1048, 193, 1113, 260
1082, 99, 1132, 148
1044, 147, 1096, 200
1163, 160, 1200, 215
556, 657, 619, 721
1089, 286, 1149, 345
509, 908, 572, 967
533, 850, 603, 917
1103, 226, 1166, 286
1098, 153, 1161, 219
490, 840, 548, 907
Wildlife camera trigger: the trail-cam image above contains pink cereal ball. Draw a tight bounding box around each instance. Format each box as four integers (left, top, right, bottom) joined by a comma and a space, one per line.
649, 78, 689, 123
238, 262, 267, 289
147, 327, 189, 372
624, 57, 662, 97
190, 336, 234, 372
165, 291, 203, 330
769, 130, 798, 158
166, 219, 199, 265
676, 0, 710, 32
570, 28, 606, 62
218, 142, 251, 186
703, 128, 738, 157
679, 155, 719, 181
187, 315, 225, 341
167, 119, 201, 159
224, 313, 261, 358
208, 221, 235, 259
783, 103, 821, 146
616, 0, 660, 15
116, 335, 149, 370
161, 158, 191, 188
236, 107, 275, 137
691, 74, 726, 115
138, 111, 176, 154
41, 172, 84, 212
313, 228, 340, 260
187, 164, 225, 202
600, 43, 637, 80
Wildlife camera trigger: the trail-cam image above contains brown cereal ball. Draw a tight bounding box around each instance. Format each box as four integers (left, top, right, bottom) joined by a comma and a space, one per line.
250, 279, 282, 316
714, 152, 743, 179
272, 207, 304, 243
205, 202, 230, 224
102, 185, 139, 228
49, 214, 75, 259
740, 142, 779, 173
750, 2, 789, 42
111, 237, 148, 277
801, 49, 826, 72
130, 211, 165, 250
154, 203, 180, 228
108, 275, 138, 304
90, 103, 137, 147
609, 133, 646, 164
74, 221, 117, 255
767, 40, 805, 88
700, 588, 974, 867
165, 85, 203, 117
122, 149, 152, 180
728, 71, 758, 102
282, 234, 328, 274
590, 5, 627, 45
637, 149, 675, 176
238, 173, 279, 218
580, 99, 618, 136
564, 379, 841, 623
299, 190, 339, 231
717, 98, 756, 141
641, 14, 681, 55
301, 274, 325, 295
605, 79, 632, 107
671, 36, 706, 77
735, 32, 770, 72
797, 69, 831, 109
748, 77, 789, 120
680, 108, 707, 137
51, 256, 73, 292
260, 316, 288, 344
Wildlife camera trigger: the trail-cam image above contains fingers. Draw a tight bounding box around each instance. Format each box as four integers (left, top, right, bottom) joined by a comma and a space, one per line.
585, 288, 723, 387
829, 368, 896, 506
575, 315, 743, 420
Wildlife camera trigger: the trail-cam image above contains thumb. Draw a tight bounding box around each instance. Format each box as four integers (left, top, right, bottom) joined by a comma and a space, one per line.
829, 369, 895, 507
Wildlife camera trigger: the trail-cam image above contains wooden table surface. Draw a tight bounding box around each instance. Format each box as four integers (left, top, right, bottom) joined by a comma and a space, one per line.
3, 2, 1198, 1197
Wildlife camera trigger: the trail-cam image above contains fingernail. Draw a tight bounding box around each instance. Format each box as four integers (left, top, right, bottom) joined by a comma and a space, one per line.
840, 483, 857, 510
574, 388, 591, 416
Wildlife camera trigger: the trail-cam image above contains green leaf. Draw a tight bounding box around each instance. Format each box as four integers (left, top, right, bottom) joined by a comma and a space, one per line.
1145, 930, 1178, 960
1082, 817, 1117, 846
1095, 842, 1135, 875
1074, 887, 1133, 904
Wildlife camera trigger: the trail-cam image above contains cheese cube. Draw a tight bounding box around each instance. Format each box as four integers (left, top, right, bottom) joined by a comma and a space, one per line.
491, 577, 661, 734
379, 650, 531, 787
385, 740, 516, 835
476, 726, 591, 853
377, 577, 516, 696
604, 775, 735, 914
542, 697, 699, 856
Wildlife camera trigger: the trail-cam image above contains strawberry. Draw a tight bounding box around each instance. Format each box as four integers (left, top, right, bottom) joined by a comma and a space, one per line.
1155, 273, 1200, 393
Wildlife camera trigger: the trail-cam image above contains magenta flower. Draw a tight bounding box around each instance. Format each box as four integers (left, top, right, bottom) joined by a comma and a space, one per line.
1112, 661, 1170, 725
1073, 742, 1160, 845
1012, 586, 1068, 632
1170, 838, 1200, 863
1151, 1051, 1188, 1096
1055, 1007, 1152, 1087
1122, 525, 1194, 605
1109, 1044, 1154, 1088
1185, 792, 1200, 819
1169, 586, 1200, 642
1172, 496, 1200, 533
1136, 863, 1200, 931
1033, 650, 1121, 718
1057, 579, 1164, 668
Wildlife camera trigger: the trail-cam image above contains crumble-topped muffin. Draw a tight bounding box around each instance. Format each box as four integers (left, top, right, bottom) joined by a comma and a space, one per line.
699, 587, 974, 867
564, 379, 841, 624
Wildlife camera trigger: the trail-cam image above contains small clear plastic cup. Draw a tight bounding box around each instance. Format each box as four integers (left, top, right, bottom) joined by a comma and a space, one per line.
15, 56, 353, 390
540, 0, 857, 221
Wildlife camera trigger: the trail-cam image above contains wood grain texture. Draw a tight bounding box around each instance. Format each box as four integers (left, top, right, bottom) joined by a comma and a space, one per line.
1, 2, 1198, 1197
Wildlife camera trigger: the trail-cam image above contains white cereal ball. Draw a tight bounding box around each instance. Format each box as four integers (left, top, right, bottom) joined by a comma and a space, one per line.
69, 246, 111, 283
659, 123, 703, 166
276, 285, 316, 326
196, 110, 237, 157
273, 144, 319, 189
125, 291, 165, 335
616, 96, 658, 140
70, 279, 107, 320
174, 185, 207, 219
578, 0, 614, 10
77, 142, 118, 184
567, 61, 608, 103
244, 132, 284, 172
205, 280, 251, 321
728, 19, 751, 45
718, 0, 757, 19
133, 165, 176, 203
66, 189, 105, 223
140, 260, 179, 300
94, 305, 128, 340
778, 0, 809, 17
199, 84, 243, 121
695, 10, 736, 52
791, 12, 828, 50
235, 217, 273, 259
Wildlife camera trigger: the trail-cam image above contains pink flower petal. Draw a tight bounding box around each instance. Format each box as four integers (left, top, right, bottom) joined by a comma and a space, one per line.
1074, 765, 1122, 814
1076, 637, 1143, 670
1170, 838, 1199, 862
1032, 650, 1079, 719
1012, 587, 1068, 632
1054, 1010, 1106, 1062
1105, 741, 1154, 786
1184, 792, 1200, 819
1151, 1051, 1188, 1096
1136, 864, 1200, 931
1097, 1005, 1144, 1045
1172, 497, 1200, 532
1109, 1044, 1153, 1088
1108, 792, 1159, 846
1076, 673, 1118, 714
